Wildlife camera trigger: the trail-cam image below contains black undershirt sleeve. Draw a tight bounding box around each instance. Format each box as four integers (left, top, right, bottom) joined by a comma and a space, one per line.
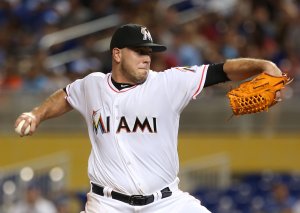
204, 63, 230, 87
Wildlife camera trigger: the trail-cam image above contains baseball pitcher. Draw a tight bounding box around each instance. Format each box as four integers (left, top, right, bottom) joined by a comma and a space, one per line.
15, 24, 285, 213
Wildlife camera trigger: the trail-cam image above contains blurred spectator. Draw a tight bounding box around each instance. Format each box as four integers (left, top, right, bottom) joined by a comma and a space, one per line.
262, 182, 297, 213
171, 23, 203, 66
8, 184, 57, 213
53, 194, 71, 213
19, 51, 50, 93
0, 57, 23, 90
88, 0, 116, 19
59, 0, 92, 27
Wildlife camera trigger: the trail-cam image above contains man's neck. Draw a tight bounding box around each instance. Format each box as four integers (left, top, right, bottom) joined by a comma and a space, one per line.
111, 77, 134, 90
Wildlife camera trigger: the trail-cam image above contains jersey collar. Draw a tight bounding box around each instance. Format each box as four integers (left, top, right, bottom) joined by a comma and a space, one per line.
107, 73, 138, 93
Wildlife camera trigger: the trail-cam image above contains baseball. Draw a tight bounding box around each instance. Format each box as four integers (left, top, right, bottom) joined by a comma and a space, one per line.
15, 120, 30, 136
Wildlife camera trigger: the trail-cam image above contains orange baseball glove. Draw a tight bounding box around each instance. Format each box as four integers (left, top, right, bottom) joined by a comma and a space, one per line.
227, 73, 292, 115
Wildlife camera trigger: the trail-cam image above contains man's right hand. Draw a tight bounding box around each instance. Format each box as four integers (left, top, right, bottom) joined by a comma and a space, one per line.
14, 112, 39, 137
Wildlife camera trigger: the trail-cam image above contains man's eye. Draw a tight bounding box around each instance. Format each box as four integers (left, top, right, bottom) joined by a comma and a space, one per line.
135, 49, 151, 55
137, 49, 143, 54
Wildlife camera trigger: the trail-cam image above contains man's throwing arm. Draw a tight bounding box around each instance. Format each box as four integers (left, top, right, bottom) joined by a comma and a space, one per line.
14, 89, 73, 137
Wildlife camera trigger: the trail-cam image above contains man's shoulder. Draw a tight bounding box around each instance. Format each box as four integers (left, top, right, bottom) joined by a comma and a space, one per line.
147, 70, 162, 81
85, 72, 107, 79
80, 72, 108, 84
148, 70, 169, 77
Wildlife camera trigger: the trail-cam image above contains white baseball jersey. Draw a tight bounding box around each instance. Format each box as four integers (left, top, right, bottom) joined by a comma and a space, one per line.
65, 65, 208, 195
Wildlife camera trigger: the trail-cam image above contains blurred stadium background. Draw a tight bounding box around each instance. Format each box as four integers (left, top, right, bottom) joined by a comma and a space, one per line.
0, 0, 300, 212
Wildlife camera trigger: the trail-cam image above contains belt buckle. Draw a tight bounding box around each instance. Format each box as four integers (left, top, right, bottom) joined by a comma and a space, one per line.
129, 195, 146, 206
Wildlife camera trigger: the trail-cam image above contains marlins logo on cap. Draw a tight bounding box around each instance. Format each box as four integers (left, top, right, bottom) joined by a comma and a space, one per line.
110, 24, 167, 52
141, 27, 153, 42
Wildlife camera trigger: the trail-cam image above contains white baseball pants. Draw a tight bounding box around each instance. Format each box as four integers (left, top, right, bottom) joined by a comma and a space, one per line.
80, 179, 211, 213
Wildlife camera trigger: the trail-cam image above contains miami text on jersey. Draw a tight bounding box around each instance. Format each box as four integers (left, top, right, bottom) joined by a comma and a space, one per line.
92, 110, 157, 134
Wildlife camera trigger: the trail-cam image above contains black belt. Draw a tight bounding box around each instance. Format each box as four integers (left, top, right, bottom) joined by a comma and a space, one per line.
91, 183, 172, 206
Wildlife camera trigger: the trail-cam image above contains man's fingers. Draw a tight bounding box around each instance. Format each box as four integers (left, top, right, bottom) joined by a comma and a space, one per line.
275, 91, 282, 102
29, 118, 37, 135
15, 119, 30, 136
15, 112, 37, 136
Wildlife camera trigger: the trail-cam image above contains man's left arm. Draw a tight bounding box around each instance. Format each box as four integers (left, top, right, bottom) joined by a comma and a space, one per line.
223, 58, 283, 81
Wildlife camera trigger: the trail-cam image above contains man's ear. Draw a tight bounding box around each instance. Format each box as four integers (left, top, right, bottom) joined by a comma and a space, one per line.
112, 48, 121, 63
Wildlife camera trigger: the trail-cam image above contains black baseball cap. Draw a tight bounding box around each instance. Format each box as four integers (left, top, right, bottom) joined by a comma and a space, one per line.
110, 24, 167, 52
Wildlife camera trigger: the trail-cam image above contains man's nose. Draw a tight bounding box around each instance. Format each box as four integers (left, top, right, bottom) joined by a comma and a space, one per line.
143, 55, 151, 64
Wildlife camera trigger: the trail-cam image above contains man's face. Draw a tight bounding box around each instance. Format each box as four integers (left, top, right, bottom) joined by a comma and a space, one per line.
119, 47, 152, 84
